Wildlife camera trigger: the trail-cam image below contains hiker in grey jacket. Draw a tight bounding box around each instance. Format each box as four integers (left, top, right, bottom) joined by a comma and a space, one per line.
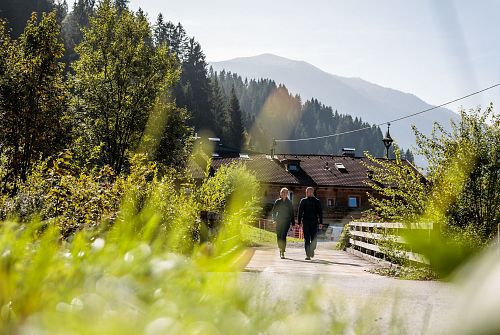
272, 187, 295, 259
298, 187, 322, 260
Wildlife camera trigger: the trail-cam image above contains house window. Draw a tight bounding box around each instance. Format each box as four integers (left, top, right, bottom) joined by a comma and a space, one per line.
348, 196, 359, 208
327, 198, 334, 207
287, 164, 299, 171
288, 191, 293, 201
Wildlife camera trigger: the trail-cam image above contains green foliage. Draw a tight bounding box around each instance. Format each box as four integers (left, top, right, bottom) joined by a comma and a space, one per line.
336, 224, 351, 250
363, 146, 428, 223
71, 0, 180, 174
198, 162, 260, 217
374, 228, 410, 266
372, 265, 438, 281
365, 105, 499, 277
414, 105, 499, 241
2, 152, 123, 237
139, 92, 194, 169
0, 12, 71, 193
402, 106, 498, 276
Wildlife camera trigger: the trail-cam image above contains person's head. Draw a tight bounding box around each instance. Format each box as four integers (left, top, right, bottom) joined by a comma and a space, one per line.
305, 187, 314, 197
280, 187, 289, 200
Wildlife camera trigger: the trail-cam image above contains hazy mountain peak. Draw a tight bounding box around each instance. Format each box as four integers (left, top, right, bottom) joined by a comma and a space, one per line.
217, 53, 302, 68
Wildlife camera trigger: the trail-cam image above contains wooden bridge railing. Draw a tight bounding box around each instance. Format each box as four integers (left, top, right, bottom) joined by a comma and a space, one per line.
348, 221, 433, 265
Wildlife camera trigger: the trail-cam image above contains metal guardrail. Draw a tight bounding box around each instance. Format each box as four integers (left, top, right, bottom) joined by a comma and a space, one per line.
348, 221, 432, 265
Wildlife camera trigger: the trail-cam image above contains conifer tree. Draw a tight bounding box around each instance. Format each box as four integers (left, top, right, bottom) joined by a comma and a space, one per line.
227, 87, 244, 149
210, 75, 229, 140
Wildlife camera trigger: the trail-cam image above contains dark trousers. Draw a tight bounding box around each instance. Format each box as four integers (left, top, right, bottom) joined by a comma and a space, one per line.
302, 223, 318, 257
276, 222, 290, 252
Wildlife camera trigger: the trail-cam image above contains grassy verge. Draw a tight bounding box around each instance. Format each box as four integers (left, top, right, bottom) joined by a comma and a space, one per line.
370, 265, 439, 281
241, 224, 302, 247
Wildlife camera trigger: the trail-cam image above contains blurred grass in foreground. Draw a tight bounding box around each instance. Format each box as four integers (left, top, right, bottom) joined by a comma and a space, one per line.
0, 184, 389, 335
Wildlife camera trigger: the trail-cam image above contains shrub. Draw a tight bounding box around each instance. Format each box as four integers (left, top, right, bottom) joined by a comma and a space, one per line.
336, 224, 351, 250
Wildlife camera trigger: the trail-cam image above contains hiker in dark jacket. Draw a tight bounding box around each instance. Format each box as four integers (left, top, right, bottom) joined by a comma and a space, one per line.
298, 187, 322, 260
272, 187, 295, 259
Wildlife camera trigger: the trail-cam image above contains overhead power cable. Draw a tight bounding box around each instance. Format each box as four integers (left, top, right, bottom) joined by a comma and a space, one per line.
275, 83, 500, 143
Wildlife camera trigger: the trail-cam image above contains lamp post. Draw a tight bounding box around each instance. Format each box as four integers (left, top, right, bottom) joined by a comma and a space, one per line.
270, 138, 276, 158
382, 123, 394, 159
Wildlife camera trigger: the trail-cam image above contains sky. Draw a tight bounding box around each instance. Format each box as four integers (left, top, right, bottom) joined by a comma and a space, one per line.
128, 0, 500, 113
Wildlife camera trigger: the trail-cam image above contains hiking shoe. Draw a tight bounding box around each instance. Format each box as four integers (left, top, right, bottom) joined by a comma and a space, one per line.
305, 257, 311, 260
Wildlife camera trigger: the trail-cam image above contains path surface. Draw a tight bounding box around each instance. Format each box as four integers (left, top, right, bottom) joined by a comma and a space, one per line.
241, 242, 458, 335
245, 242, 378, 277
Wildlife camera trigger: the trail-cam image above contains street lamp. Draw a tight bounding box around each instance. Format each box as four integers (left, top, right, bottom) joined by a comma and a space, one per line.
270, 138, 276, 158
382, 123, 393, 159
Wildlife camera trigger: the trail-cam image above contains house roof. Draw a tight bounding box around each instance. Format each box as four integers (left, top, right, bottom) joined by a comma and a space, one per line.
275, 154, 372, 187
189, 150, 421, 189
210, 154, 301, 185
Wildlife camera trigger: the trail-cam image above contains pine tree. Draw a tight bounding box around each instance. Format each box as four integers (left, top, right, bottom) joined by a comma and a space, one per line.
227, 87, 244, 149
154, 19, 215, 134
154, 16, 188, 60
210, 75, 229, 139
114, 0, 129, 13
405, 148, 415, 163
61, 0, 95, 72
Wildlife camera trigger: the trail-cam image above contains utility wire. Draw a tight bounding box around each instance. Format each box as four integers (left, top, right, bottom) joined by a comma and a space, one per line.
275, 83, 500, 143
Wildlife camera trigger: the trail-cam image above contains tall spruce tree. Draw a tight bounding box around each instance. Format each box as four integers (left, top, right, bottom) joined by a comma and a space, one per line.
180, 37, 214, 132
209, 74, 229, 140
154, 15, 188, 59
60, 0, 95, 72
154, 18, 215, 134
227, 88, 244, 149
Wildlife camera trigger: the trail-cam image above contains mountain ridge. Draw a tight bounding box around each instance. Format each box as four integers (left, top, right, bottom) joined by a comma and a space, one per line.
210, 53, 459, 157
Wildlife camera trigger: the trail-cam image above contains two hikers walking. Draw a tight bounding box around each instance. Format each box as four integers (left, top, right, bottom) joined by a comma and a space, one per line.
272, 186, 323, 260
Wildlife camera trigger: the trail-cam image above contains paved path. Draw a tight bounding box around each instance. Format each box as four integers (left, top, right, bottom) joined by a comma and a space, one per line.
242, 242, 458, 335
245, 242, 378, 277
